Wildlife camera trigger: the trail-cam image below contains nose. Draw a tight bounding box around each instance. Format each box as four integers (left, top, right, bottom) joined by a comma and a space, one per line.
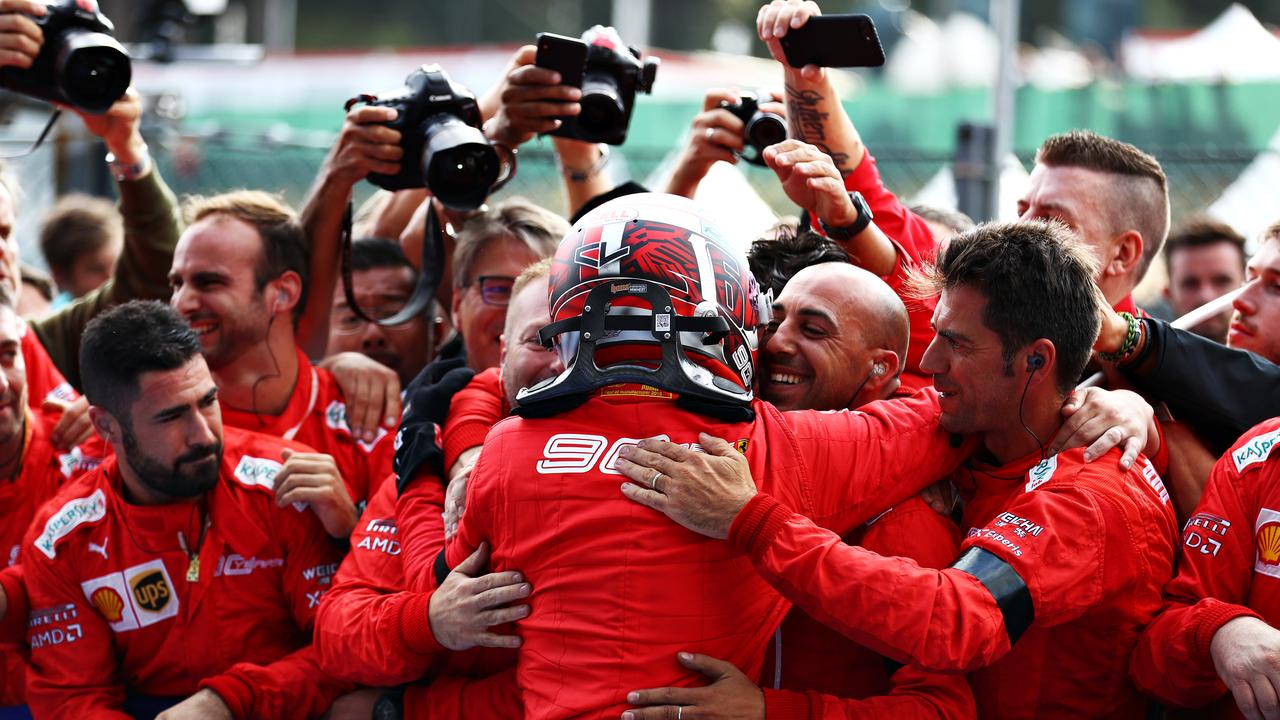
360, 323, 389, 350
919, 334, 946, 376
171, 281, 198, 315
187, 407, 218, 448
764, 320, 796, 358
1234, 279, 1260, 317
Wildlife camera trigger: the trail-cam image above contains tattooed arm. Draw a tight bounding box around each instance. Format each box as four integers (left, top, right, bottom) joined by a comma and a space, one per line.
759, 0, 863, 176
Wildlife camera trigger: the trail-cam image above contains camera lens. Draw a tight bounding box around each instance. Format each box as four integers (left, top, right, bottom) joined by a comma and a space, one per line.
745, 113, 787, 151
55, 31, 131, 114
578, 71, 625, 141
423, 115, 500, 210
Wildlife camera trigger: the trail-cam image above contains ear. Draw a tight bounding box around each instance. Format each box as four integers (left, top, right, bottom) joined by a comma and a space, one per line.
1106, 230, 1144, 279
498, 333, 508, 366
89, 406, 122, 446
450, 287, 464, 331
271, 271, 304, 317
862, 348, 901, 399
1023, 339, 1057, 387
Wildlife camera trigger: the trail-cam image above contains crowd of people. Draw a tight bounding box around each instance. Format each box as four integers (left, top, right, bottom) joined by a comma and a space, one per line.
0, 0, 1276, 718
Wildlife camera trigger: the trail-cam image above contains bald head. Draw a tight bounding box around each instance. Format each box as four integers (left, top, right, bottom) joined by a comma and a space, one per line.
761, 262, 910, 411
789, 263, 909, 359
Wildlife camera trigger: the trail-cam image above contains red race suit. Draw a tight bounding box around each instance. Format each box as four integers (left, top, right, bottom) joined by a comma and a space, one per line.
760, 495, 975, 719
1131, 417, 1280, 718
220, 349, 396, 505
446, 385, 974, 719
0, 411, 102, 706
727, 446, 1176, 719
316, 478, 522, 718
20, 321, 76, 411
19, 426, 348, 719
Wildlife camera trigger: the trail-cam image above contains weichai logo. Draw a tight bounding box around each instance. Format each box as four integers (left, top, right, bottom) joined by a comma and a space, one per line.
130, 570, 171, 612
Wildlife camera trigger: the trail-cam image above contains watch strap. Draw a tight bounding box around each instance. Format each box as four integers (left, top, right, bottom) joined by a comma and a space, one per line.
818, 191, 873, 240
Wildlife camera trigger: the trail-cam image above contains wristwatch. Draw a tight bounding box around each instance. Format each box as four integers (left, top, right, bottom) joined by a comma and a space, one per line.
105, 147, 152, 182
372, 686, 406, 720
818, 191, 873, 240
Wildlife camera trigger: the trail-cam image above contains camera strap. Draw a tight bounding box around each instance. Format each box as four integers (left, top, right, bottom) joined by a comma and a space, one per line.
0, 110, 62, 160
339, 198, 444, 327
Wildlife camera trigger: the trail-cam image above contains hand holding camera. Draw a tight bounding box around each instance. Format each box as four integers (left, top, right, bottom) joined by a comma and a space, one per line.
668, 89, 786, 198
0, 0, 45, 70
324, 104, 404, 189
486, 44, 582, 148
533, 26, 658, 145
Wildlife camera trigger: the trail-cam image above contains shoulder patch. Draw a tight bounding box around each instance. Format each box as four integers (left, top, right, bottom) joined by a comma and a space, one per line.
233, 455, 284, 490
324, 401, 352, 435
1025, 455, 1059, 493
1234, 428, 1280, 474
34, 489, 107, 559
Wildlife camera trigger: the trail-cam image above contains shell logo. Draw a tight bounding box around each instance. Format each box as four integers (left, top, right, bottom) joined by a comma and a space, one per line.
90, 587, 125, 623
1258, 522, 1280, 566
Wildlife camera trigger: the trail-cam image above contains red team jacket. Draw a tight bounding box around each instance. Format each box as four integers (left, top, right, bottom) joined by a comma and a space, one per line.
19, 426, 347, 719
446, 386, 974, 719
761, 495, 975, 719
316, 479, 522, 718
219, 349, 396, 505
21, 322, 76, 411
1131, 418, 1280, 717
442, 367, 506, 473
727, 446, 1177, 719
0, 411, 101, 706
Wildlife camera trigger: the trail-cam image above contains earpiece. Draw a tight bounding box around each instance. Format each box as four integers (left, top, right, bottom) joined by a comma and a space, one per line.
871, 363, 887, 377
271, 288, 287, 315
1027, 353, 1045, 372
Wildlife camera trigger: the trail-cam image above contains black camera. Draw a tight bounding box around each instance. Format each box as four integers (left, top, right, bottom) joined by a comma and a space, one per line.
0, 0, 131, 115
352, 65, 514, 210
535, 26, 658, 145
719, 93, 787, 166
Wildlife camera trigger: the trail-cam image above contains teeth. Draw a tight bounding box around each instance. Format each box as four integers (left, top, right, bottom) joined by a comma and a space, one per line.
770, 373, 804, 385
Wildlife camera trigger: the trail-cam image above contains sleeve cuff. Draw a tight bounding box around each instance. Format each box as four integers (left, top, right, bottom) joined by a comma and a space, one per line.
728, 493, 788, 558
762, 688, 814, 719
1194, 599, 1263, 665
199, 673, 253, 720
443, 423, 489, 473
395, 590, 445, 656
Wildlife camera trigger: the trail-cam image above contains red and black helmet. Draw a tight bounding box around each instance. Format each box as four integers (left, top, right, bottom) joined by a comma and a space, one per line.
516, 193, 770, 418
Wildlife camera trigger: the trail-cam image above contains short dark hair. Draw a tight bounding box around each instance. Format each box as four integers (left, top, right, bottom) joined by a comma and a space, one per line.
183, 191, 309, 322
1164, 217, 1246, 272
918, 220, 1103, 393
80, 300, 204, 421
748, 228, 850, 297
39, 194, 122, 276
1036, 130, 1170, 280
351, 237, 416, 275
909, 203, 975, 235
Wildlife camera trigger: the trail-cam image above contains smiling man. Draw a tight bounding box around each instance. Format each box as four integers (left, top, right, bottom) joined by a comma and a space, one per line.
760, 261, 908, 411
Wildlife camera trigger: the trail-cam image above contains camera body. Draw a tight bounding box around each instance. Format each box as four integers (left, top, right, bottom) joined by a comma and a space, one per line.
539, 27, 658, 145
361, 65, 503, 210
0, 0, 131, 115
719, 93, 787, 166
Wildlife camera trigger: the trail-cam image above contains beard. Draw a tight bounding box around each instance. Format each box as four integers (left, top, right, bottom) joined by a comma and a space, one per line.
197, 297, 271, 371
121, 424, 222, 500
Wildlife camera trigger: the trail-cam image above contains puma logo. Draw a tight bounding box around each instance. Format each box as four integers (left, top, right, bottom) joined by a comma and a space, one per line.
88, 538, 109, 560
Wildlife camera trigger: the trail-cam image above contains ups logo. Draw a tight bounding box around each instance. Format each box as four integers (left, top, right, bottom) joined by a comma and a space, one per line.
130, 570, 171, 612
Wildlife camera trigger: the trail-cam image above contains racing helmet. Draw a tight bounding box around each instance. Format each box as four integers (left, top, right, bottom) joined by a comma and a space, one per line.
516, 193, 770, 418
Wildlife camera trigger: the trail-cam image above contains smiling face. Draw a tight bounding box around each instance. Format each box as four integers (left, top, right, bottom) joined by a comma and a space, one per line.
1229, 239, 1280, 363
451, 235, 542, 372
759, 266, 879, 411
169, 215, 273, 371
500, 275, 563, 408
919, 284, 1024, 437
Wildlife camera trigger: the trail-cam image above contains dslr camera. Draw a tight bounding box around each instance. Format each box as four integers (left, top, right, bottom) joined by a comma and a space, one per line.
0, 0, 131, 115
719, 93, 787, 166
536, 26, 658, 145
351, 65, 513, 210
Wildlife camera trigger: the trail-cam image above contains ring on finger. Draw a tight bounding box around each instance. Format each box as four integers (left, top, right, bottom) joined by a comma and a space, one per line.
704, 127, 715, 142
677, 706, 683, 720
648, 470, 662, 490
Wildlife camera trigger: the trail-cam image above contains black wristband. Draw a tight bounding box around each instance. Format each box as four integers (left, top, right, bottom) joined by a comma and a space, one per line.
372, 685, 406, 720
818, 191, 873, 240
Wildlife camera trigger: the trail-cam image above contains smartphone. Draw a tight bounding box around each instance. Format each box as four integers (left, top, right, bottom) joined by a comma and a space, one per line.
778, 14, 886, 68
535, 32, 587, 87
